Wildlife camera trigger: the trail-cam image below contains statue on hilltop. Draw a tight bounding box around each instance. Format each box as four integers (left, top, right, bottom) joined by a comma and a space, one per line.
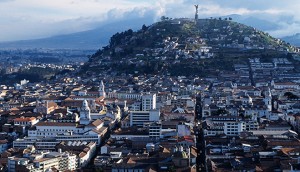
195, 5, 199, 23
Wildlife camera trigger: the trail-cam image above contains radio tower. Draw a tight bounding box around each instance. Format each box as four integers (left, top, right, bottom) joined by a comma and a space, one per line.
194, 5, 199, 24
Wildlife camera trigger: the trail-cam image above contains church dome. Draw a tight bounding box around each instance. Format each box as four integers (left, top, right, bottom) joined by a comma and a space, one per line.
81, 100, 90, 111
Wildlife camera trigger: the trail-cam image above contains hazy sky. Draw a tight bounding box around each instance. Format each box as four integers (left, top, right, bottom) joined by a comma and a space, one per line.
1, 0, 300, 42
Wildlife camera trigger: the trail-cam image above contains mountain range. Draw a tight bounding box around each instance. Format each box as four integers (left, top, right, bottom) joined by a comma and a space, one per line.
226, 14, 300, 47
282, 33, 300, 46
223, 14, 281, 32
0, 14, 299, 49
0, 17, 154, 50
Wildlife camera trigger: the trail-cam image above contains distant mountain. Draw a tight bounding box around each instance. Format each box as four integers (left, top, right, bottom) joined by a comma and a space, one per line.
223, 14, 280, 31
282, 33, 300, 46
0, 17, 154, 50
0, 14, 283, 50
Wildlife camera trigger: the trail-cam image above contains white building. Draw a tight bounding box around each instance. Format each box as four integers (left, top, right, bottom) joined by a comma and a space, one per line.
107, 92, 142, 100
7, 151, 77, 172
204, 116, 246, 136
13, 117, 38, 127
272, 82, 300, 90
166, 96, 195, 109
20, 79, 29, 86
142, 94, 156, 111
130, 109, 160, 127
128, 93, 160, 126
224, 122, 246, 136
148, 122, 162, 139
14, 101, 107, 148
177, 123, 191, 137
25, 120, 105, 144
57, 141, 97, 168
78, 142, 97, 167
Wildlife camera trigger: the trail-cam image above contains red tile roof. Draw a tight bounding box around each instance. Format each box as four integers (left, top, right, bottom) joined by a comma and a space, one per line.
14, 117, 36, 122
36, 122, 76, 127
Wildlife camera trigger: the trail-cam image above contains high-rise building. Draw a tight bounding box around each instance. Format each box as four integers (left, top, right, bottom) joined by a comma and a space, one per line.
142, 94, 156, 111
129, 109, 160, 127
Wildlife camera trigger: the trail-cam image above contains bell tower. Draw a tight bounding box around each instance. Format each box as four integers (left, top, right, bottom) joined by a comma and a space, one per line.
264, 87, 272, 111
80, 99, 91, 125
99, 80, 106, 98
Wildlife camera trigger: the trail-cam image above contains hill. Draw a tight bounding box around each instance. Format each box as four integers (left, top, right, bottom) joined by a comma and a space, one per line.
0, 15, 292, 50
80, 18, 298, 76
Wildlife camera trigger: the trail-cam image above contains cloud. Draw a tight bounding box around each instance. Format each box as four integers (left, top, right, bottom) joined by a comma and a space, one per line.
0, 0, 14, 2
0, 0, 300, 41
0, 0, 154, 41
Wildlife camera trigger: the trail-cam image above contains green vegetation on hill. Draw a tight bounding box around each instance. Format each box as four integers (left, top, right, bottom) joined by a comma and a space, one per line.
0, 67, 60, 85
84, 18, 298, 76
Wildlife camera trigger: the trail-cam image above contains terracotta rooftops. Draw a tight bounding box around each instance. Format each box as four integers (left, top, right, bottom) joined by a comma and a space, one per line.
14, 117, 36, 122
88, 119, 103, 127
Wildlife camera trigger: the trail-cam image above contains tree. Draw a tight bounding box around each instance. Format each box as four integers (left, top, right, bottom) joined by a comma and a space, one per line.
142, 24, 148, 31
95, 168, 104, 172
284, 92, 299, 100
287, 53, 293, 59
126, 29, 133, 36
89, 86, 98, 92
168, 165, 176, 172
161, 16, 169, 21
211, 109, 229, 116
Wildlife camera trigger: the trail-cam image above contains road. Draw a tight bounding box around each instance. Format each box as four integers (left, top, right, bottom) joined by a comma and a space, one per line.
195, 94, 207, 172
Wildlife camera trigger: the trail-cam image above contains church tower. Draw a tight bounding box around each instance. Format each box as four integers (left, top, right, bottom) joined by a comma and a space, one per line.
99, 80, 106, 98
264, 87, 272, 111
80, 100, 91, 125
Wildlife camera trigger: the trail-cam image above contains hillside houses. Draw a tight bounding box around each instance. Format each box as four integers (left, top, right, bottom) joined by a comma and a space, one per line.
0, 18, 300, 171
